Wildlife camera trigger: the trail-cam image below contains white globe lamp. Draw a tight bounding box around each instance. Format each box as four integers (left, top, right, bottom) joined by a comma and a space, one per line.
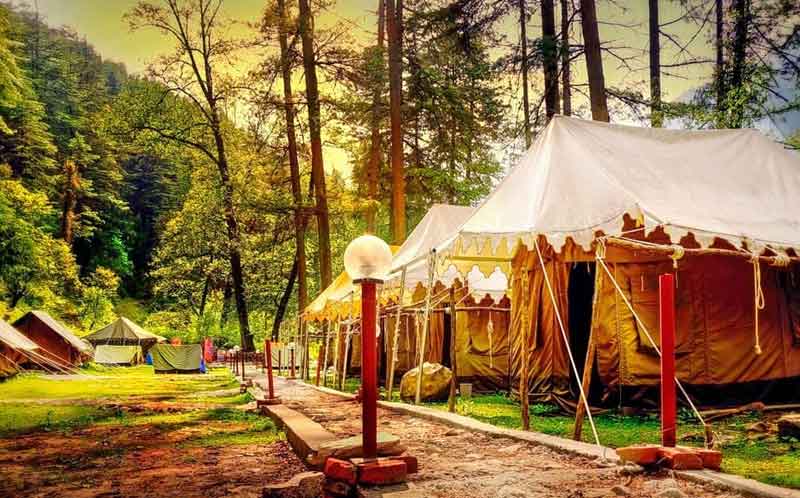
343, 234, 393, 282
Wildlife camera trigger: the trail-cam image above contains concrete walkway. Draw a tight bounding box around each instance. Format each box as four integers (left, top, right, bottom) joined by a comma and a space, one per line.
241, 366, 774, 498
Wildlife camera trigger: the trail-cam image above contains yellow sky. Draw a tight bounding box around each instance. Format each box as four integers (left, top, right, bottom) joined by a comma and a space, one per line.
31, 0, 714, 173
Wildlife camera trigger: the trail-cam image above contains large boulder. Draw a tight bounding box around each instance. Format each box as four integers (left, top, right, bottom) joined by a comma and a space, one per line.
399, 362, 452, 402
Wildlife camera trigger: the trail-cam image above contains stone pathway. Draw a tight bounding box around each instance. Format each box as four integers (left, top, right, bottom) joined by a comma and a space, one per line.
250, 369, 744, 498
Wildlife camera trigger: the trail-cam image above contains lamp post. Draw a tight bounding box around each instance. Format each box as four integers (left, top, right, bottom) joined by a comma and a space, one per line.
344, 234, 393, 459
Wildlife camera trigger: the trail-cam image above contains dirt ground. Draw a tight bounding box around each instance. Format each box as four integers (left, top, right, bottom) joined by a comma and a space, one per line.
270, 376, 746, 498
0, 398, 305, 498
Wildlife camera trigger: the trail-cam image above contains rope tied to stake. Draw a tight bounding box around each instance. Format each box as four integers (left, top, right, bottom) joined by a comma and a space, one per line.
752, 254, 765, 356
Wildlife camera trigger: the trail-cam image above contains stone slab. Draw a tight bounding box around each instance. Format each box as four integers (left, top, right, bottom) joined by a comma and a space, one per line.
262, 403, 338, 468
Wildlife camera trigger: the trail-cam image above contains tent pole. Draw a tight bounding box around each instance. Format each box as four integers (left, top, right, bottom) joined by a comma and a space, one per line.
573, 263, 603, 441
331, 318, 342, 389
387, 267, 406, 400
520, 269, 531, 431
318, 320, 329, 386
447, 287, 459, 413
414, 251, 436, 405
660, 273, 677, 447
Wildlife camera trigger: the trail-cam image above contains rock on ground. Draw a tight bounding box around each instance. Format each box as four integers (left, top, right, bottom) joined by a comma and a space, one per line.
399, 362, 452, 402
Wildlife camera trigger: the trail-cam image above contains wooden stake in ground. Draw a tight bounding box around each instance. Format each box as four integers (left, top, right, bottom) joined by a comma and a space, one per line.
573, 265, 603, 441
386, 268, 406, 400
448, 287, 459, 413
265, 340, 275, 400
520, 270, 531, 431
414, 252, 436, 404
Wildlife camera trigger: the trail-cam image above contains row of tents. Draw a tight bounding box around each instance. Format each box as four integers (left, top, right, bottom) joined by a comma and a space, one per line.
0, 313, 206, 377
303, 116, 800, 410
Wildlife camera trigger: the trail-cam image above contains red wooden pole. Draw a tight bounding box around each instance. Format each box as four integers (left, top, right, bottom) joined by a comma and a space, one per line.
659, 273, 677, 447
360, 279, 378, 459
265, 340, 275, 399
290, 347, 296, 379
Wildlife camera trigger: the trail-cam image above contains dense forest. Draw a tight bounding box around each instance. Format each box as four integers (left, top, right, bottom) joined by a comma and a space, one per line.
0, 0, 798, 349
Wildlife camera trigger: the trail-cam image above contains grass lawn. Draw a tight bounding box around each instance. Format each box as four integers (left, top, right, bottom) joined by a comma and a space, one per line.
0, 365, 301, 497
0, 365, 263, 438
324, 376, 800, 490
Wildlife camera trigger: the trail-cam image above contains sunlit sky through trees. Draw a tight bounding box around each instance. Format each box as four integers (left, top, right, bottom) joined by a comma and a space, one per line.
32, 0, 715, 175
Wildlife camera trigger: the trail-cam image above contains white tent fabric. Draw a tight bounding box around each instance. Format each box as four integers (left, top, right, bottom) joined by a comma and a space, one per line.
0, 319, 39, 352
445, 116, 800, 256
386, 204, 509, 299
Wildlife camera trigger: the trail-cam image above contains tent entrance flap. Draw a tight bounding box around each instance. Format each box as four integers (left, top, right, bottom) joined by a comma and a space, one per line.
567, 262, 597, 398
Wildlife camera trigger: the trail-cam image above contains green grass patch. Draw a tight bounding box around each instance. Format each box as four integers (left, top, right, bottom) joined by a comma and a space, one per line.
180, 408, 282, 448
0, 367, 237, 403
0, 403, 115, 436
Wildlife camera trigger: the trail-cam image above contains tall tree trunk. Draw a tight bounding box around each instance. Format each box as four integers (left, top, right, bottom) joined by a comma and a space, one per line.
579, 0, 609, 122
366, 0, 386, 234
730, 0, 749, 128
560, 0, 572, 116
387, 0, 406, 244
278, 0, 308, 329
298, 0, 333, 289
518, 0, 532, 147
715, 0, 725, 115
648, 0, 662, 127
272, 257, 298, 341
60, 159, 78, 246
198, 275, 210, 317
211, 114, 254, 351
542, 0, 560, 120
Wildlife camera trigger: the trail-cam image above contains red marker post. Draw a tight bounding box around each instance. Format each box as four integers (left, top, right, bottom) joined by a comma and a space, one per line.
265, 340, 275, 400
360, 279, 378, 458
659, 273, 677, 447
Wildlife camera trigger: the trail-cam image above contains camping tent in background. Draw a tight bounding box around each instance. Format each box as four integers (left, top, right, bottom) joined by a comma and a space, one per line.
150, 343, 204, 374
438, 116, 800, 407
13, 311, 91, 367
0, 319, 40, 378
83, 317, 165, 349
94, 345, 143, 366
311, 204, 513, 392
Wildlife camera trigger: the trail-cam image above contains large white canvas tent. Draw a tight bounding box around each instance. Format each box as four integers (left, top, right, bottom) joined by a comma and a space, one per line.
434, 115, 800, 412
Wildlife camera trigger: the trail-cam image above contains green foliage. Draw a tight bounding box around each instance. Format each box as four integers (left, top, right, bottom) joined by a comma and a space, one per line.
0, 171, 80, 309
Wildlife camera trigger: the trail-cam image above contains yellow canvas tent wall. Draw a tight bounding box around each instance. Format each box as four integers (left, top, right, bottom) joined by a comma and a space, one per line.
510, 235, 800, 406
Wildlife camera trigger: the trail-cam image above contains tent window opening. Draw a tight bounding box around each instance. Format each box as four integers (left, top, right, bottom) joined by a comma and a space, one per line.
441, 311, 453, 368
784, 268, 800, 347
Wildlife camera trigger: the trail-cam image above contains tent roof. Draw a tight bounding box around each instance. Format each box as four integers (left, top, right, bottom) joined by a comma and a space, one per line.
0, 319, 38, 351
303, 246, 401, 322
15, 311, 91, 353
85, 317, 166, 344
450, 115, 800, 255
387, 204, 509, 298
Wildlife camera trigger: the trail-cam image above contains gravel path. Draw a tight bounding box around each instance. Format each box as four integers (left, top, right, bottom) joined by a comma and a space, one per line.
265, 374, 742, 498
